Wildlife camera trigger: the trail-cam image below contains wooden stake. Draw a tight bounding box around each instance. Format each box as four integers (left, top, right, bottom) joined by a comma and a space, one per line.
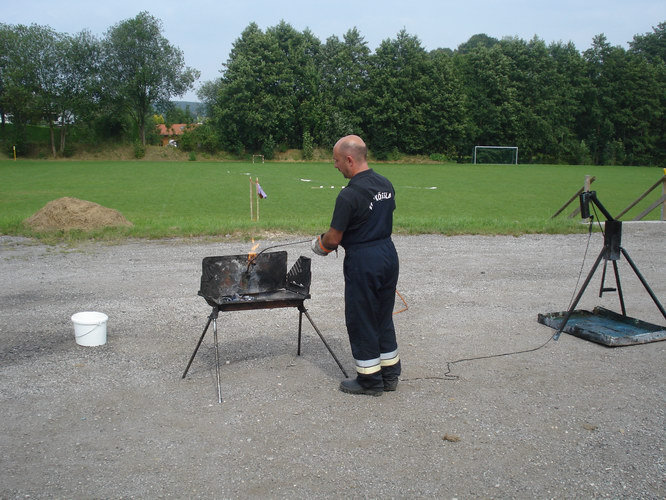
256, 177, 260, 221
249, 177, 254, 221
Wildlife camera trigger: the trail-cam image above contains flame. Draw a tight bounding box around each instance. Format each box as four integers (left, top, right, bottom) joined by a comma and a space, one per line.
247, 238, 260, 263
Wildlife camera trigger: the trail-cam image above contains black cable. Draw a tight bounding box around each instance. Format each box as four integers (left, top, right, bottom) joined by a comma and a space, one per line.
401, 334, 556, 383
403, 225, 598, 383
591, 202, 605, 237
441, 334, 556, 381
565, 214, 595, 310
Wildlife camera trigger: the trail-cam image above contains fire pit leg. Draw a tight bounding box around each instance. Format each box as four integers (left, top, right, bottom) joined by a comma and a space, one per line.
297, 310, 303, 356
298, 304, 349, 378
182, 306, 217, 379
212, 312, 223, 404
182, 306, 223, 403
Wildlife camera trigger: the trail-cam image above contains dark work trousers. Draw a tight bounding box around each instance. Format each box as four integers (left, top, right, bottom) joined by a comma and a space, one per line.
343, 238, 401, 389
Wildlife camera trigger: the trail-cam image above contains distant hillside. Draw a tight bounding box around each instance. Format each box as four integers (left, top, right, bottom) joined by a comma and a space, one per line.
172, 101, 206, 117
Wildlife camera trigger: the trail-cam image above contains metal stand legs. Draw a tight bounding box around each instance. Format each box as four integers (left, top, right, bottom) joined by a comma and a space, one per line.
182, 304, 348, 402
553, 193, 665, 341
182, 306, 223, 403
554, 246, 666, 340
297, 304, 349, 378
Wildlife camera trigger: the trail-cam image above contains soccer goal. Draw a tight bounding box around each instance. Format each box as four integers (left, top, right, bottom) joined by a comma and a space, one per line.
252, 154, 265, 164
473, 146, 518, 165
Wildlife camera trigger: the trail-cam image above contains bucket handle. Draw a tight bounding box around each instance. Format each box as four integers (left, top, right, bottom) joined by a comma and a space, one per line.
75, 323, 103, 339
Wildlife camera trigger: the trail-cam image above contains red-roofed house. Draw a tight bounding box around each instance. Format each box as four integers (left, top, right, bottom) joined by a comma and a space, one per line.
156, 123, 197, 146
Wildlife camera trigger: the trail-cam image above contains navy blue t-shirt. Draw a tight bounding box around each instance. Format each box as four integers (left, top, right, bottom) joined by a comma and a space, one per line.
330, 169, 395, 248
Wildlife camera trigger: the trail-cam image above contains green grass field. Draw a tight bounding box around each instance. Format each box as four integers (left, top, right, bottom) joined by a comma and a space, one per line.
1, 159, 664, 240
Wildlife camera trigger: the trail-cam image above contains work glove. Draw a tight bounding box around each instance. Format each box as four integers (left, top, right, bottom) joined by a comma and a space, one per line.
311, 234, 334, 256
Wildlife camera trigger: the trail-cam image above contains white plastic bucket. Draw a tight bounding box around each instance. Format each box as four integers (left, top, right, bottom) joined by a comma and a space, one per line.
71, 311, 108, 346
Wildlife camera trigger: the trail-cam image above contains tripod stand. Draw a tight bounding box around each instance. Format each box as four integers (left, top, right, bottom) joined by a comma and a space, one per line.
554, 191, 666, 340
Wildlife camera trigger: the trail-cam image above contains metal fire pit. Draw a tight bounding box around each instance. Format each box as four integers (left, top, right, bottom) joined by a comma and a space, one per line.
182, 251, 348, 402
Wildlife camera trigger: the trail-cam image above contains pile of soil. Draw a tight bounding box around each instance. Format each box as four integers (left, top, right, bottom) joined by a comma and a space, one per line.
24, 197, 133, 231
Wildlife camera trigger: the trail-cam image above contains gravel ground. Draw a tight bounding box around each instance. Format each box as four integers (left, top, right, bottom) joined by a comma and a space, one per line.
1, 224, 665, 499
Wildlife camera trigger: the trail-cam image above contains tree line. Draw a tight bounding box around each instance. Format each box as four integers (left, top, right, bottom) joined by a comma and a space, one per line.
1, 13, 664, 165
204, 21, 665, 165
0, 12, 198, 158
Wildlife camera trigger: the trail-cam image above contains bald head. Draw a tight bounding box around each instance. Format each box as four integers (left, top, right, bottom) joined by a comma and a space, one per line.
333, 135, 369, 178
334, 135, 367, 163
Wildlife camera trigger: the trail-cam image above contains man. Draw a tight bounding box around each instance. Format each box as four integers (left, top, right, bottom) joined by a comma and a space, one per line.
311, 135, 401, 396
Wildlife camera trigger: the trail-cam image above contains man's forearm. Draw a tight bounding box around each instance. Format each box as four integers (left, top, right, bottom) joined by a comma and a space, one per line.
322, 227, 343, 249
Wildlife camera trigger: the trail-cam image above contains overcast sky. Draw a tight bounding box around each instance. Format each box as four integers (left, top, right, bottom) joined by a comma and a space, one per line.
6, 0, 665, 101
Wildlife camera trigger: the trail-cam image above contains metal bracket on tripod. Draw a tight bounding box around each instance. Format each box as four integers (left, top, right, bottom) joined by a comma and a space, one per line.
553, 191, 666, 340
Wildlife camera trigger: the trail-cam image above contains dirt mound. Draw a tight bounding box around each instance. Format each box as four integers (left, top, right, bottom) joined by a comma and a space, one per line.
24, 197, 133, 231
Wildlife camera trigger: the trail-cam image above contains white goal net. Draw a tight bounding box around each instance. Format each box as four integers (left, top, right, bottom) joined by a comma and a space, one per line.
473, 146, 518, 164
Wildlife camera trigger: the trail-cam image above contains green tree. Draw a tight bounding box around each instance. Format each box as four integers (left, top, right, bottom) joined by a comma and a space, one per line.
365, 30, 440, 157
546, 41, 589, 163
33, 26, 63, 158
185, 21, 666, 164
629, 21, 666, 163
302, 129, 314, 160
179, 123, 219, 154
580, 34, 662, 164
212, 21, 323, 153
493, 36, 587, 163
1, 24, 58, 154
319, 28, 371, 145
197, 79, 223, 120
629, 21, 666, 63
456, 33, 499, 54
101, 11, 199, 145
212, 22, 278, 153
426, 49, 468, 157
606, 50, 662, 164
581, 35, 618, 164
157, 102, 195, 127
55, 30, 102, 155
455, 42, 520, 151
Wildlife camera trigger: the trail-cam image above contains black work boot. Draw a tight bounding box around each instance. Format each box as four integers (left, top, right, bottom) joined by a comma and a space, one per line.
339, 378, 383, 397
383, 378, 399, 391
